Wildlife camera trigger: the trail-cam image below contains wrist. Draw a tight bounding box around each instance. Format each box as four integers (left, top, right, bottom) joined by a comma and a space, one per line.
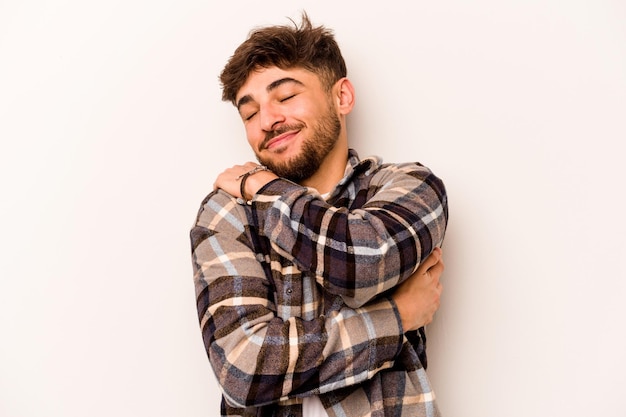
236, 165, 276, 205
245, 171, 277, 197
391, 293, 411, 333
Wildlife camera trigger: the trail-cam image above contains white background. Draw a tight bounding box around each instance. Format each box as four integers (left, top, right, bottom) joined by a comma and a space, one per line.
1, 1, 625, 416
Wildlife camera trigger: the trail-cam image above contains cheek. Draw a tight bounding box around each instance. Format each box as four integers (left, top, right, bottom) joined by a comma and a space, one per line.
245, 124, 263, 149
293, 99, 330, 123
290, 102, 314, 120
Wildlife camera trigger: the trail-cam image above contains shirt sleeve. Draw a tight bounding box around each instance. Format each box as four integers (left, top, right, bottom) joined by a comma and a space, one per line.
250, 162, 448, 308
191, 191, 406, 409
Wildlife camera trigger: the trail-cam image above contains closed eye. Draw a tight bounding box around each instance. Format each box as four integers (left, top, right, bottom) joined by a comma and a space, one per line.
244, 111, 257, 121
280, 94, 296, 102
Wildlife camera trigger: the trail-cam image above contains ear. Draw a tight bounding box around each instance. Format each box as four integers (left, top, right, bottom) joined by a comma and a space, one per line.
334, 78, 355, 115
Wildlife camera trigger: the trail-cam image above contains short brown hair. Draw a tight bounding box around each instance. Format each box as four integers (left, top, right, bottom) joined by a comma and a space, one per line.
219, 12, 347, 105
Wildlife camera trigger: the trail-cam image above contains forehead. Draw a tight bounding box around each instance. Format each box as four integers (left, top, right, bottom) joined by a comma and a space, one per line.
236, 66, 321, 102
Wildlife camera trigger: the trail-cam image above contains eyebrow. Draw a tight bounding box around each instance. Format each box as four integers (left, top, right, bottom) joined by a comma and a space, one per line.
236, 77, 304, 110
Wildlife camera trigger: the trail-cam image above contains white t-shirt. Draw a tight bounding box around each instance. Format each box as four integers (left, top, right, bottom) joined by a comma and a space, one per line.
303, 396, 329, 417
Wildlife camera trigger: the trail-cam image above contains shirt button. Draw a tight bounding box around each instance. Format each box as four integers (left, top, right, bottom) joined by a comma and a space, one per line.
286, 288, 293, 294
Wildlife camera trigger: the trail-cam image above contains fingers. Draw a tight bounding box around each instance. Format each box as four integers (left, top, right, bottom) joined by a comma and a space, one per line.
415, 247, 442, 276
213, 162, 259, 193
428, 256, 445, 279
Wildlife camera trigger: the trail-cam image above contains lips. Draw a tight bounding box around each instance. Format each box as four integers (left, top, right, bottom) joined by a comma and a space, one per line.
264, 130, 299, 150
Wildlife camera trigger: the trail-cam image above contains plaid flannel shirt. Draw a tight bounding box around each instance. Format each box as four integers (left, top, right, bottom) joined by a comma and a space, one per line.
190, 149, 448, 417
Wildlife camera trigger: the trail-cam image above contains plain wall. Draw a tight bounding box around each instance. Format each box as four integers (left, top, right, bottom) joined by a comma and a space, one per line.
1, 1, 625, 416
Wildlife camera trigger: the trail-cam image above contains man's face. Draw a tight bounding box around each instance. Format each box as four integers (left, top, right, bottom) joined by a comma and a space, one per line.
235, 67, 341, 183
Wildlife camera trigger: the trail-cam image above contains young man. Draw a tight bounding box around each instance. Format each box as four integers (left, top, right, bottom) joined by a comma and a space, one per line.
191, 13, 448, 417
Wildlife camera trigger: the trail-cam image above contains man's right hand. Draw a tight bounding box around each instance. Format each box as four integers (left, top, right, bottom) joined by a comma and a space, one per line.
392, 247, 444, 332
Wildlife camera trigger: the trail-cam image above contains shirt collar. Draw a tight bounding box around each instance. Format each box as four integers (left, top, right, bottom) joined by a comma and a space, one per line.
322, 149, 381, 200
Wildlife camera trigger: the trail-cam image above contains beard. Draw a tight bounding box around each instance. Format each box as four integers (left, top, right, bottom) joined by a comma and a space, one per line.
256, 107, 342, 183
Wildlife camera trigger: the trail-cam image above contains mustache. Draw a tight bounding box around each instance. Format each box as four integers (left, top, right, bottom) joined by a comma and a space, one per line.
261, 124, 304, 149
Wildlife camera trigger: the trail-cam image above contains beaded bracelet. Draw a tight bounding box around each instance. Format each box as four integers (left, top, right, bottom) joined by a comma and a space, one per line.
236, 165, 269, 205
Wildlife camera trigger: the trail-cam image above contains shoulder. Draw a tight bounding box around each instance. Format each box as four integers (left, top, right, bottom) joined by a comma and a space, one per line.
350, 150, 436, 180
368, 160, 439, 184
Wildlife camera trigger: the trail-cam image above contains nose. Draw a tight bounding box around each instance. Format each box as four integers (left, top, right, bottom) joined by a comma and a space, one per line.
260, 102, 285, 132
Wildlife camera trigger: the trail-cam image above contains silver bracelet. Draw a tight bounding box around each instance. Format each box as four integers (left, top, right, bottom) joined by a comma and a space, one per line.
236, 165, 269, 205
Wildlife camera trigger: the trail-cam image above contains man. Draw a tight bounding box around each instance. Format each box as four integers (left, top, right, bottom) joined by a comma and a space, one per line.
191, 13, 448, 417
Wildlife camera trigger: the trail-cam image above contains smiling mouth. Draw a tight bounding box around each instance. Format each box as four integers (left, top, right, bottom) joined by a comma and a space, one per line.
263, 129, 300, 150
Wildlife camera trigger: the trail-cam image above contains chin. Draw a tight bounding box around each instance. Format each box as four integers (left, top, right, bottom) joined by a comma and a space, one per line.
263, 144, 301, 163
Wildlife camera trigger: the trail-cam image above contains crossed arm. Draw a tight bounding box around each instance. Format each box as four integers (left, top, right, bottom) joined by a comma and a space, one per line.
191, 161, 448, 407
214, 160, 448, 308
